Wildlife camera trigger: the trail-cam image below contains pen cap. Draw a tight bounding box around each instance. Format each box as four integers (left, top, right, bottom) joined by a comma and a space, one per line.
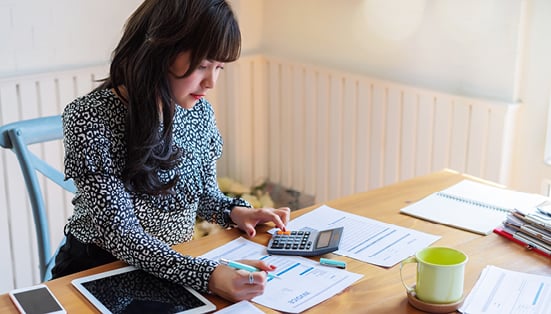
319, 258, 346, 269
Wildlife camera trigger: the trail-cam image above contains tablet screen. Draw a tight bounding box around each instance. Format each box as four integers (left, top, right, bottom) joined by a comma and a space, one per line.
72, 266, 216, 314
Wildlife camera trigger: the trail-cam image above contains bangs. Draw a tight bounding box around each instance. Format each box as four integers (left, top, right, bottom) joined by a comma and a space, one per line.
193, 1, 241, 64
207, 18, 241, 62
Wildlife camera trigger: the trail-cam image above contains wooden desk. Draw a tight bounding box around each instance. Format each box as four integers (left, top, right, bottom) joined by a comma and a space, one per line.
1, 170, 550, 313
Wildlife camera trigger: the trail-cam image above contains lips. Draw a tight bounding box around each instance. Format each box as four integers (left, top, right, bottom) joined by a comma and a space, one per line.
191, 94, 204, 100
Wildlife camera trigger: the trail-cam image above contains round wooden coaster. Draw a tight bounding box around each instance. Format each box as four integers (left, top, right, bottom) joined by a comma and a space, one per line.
406, 290, 464, 313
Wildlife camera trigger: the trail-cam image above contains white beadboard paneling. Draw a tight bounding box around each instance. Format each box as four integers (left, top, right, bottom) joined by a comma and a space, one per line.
1, 81, 37, 287
222, 60, 241, 183
487, 105, 518, 183
327, 75, 342, 200
385, 87, 402, 187
267, 61, 282, 185
234, 59, 254, 186
0, 65, 107, 293
354, 79, 371, 194
0, 92, 16, 293
314, 72, 330, 202
400, 91, 417, 181
291, 66, 305, 193
449, 100, 471, 172
279, 64, 293, 189
413, 93, 438, 175
431, 95, 451, 173
303, 67, 317, 197
370, 84, 385, 190
341, 77, 357, 198
251, 59, 269, 185
250, 56, 518, 203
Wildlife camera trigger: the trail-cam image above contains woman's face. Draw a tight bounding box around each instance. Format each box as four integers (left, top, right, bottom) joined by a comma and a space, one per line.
168, 51, 225, 109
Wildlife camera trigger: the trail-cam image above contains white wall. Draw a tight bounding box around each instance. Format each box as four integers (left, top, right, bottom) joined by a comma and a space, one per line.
0, 0, 142, 77
257, 0, 551, 195
260, 0, 523, 102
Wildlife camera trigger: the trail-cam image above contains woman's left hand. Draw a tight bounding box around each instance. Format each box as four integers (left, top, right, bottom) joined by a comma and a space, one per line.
230, 206, 291, 237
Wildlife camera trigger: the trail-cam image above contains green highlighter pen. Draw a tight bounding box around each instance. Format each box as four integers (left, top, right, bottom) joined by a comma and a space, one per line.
319, 258, 347, 269
219, 258, 282, 280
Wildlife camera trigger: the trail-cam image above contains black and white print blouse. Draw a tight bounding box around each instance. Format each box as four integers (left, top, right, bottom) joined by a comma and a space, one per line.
62, 89, 250, 293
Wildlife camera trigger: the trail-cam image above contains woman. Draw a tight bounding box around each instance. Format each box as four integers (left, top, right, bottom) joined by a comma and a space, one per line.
52, 0, 290, 302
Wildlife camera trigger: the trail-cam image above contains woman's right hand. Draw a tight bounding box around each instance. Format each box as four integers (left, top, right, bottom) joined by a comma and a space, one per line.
208, 259, 276, 302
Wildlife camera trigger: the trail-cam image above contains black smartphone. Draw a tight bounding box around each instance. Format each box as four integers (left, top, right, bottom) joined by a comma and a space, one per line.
8, 284, 66, 314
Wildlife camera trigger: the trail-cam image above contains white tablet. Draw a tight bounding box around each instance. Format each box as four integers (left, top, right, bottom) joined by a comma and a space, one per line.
72, 266, 216, 314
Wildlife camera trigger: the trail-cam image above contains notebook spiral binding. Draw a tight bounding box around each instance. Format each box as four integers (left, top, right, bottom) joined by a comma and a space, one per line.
436, 192, 509, 213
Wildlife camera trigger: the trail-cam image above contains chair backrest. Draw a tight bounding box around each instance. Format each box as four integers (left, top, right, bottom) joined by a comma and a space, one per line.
0, 115, 76, 281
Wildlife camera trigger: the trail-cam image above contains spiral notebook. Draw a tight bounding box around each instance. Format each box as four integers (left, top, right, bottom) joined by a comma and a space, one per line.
400, 180, 548, 235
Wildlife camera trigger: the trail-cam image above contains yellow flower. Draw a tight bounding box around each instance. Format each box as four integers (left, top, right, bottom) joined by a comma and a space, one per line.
217, 177, 250, 195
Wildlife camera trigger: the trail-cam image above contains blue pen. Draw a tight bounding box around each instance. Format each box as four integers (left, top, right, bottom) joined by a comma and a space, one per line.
219, 258, 281, 280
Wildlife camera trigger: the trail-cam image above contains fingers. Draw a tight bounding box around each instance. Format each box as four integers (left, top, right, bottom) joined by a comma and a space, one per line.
231, 206, 291, 236
244, 271, 266, 286
244, 224, 256, 238
265, 208, 290, 234
209, 265, 268, 302
239, 259, 277, 272
271, 207, 291, 231
237, 270, 266, 300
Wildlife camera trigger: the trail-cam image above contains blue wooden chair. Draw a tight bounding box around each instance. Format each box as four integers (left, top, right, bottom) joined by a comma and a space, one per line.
0, 115, 76, 281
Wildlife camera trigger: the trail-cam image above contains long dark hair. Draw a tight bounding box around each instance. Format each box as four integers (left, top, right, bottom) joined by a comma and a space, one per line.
94, 0, 241, 195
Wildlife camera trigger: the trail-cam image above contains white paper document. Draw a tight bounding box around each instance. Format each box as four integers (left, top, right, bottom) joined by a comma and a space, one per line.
202, 237, 363, 313
214, 300, 264, 314
281, 205, 440, 267
460, 265, 551, 314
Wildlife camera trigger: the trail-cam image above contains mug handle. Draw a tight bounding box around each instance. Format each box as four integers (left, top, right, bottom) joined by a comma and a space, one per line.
400, 256, 417, 294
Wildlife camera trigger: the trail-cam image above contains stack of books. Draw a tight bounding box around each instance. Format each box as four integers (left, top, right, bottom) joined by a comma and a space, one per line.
494, 202, 551, 258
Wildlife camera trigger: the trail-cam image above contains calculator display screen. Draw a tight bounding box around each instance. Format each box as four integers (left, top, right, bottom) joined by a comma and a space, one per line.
316, 230, 331, 248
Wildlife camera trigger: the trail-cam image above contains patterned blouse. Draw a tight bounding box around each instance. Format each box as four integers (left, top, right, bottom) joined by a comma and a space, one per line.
62, 89, 249, 293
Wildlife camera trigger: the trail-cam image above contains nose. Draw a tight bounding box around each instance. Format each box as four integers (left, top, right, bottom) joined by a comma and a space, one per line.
202, 71, 217, 90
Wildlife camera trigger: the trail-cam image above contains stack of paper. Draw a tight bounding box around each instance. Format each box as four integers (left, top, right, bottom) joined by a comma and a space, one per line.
494, 201, 551, 258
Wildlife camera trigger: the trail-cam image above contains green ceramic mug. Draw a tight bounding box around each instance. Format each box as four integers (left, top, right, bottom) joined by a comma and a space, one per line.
400, 247, 468, 304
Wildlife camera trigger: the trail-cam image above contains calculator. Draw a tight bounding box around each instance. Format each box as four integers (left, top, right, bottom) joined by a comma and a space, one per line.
266, 227, 344, 256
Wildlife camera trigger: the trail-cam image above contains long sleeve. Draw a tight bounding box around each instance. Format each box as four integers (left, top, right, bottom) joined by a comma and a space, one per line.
61, 90, 223, 292
195, 116, 251, 226
71, 172, 218, 292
